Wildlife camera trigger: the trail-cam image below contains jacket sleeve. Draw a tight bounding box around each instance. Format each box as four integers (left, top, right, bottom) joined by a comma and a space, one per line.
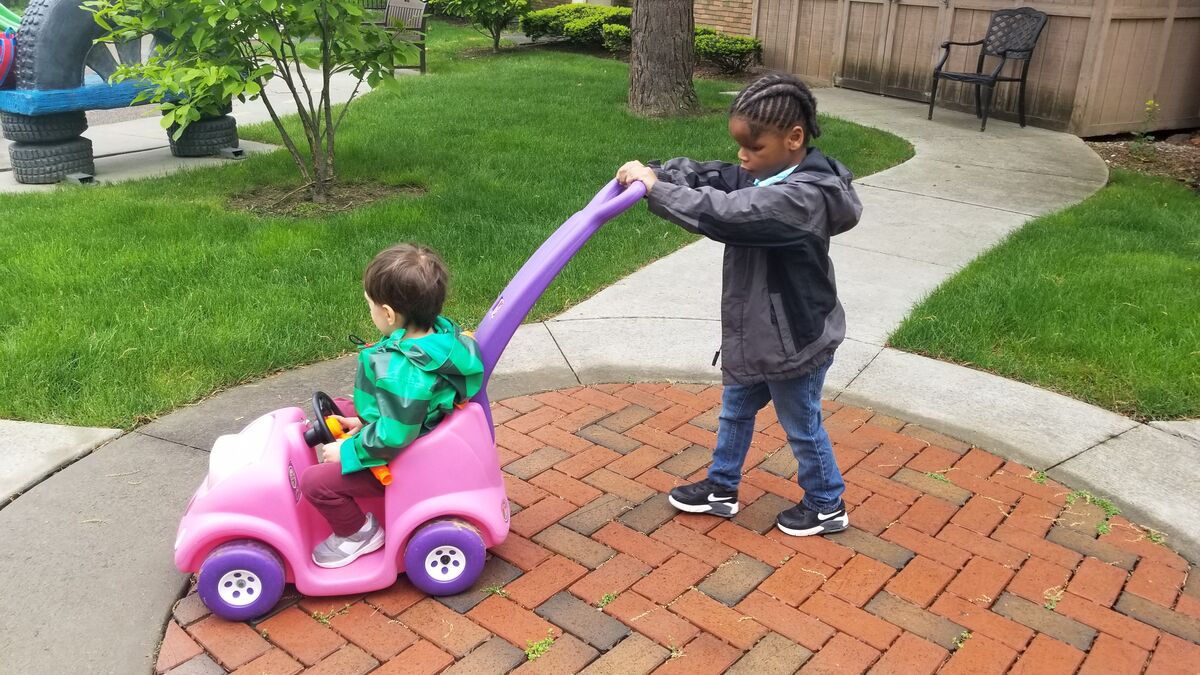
646, 180, 823, 247
342, 379, 428, 474
651, 158, 741, 192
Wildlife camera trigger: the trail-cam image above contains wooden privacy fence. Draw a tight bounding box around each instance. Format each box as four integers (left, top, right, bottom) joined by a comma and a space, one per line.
748, 0, 1200, 136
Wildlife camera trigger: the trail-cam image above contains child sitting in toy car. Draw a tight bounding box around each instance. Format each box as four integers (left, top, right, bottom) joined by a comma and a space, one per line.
303, 243, 484, 568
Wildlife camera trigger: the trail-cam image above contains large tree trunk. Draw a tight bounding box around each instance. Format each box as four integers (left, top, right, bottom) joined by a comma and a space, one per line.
628, 0, 699, 117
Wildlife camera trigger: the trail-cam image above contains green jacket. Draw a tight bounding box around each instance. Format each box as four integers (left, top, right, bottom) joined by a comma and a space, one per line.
342, 316, 484, 475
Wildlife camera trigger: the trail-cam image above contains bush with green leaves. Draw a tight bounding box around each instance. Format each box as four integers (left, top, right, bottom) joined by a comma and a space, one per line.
428, 0, 530, 52
597, 22, 761, 74
693, 33, 762, 74
86, 0, 412, 203
601, 23, 629, 53
521, 3, 626, 44
561, 6, 630, 45
520, 3, 594, 40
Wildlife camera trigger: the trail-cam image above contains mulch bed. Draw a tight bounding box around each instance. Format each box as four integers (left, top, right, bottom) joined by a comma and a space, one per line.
1086, 132, 1200, 191
228, 182, 424, 218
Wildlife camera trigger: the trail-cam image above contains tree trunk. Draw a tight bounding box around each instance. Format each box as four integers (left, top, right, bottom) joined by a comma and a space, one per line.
628, 0, 699, 117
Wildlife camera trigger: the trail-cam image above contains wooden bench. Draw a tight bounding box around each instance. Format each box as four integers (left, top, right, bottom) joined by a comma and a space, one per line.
371, 0, 427, 75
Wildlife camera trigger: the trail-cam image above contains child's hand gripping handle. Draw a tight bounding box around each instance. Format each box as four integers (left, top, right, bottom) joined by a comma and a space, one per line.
586, 179, 647, 222
325, 416, 393, 486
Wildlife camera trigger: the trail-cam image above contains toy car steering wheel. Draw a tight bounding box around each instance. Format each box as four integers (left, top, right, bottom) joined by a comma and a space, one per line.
302, 391, 344, 447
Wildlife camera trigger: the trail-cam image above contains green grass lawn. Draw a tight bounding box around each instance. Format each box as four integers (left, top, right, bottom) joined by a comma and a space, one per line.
890, 170, 1200, 421
0, 21, 912, 428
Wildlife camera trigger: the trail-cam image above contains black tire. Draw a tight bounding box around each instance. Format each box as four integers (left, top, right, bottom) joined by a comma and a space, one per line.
14, 0, 104, 90
168, 115, 239, 158
14, 0, 170, 90
9, 137, 95, 184
1, 111, 88, 143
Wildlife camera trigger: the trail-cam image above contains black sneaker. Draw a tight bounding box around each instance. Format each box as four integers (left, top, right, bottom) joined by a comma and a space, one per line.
667, 479, 739, 517
776, 502, 849, 537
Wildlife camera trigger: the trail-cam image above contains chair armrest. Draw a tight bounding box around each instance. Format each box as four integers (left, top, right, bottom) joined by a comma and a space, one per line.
933, 38, 986, 73
939, 39, 985, 48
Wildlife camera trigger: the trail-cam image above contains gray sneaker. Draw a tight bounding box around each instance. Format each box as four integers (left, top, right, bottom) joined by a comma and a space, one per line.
312, 513, 385, 568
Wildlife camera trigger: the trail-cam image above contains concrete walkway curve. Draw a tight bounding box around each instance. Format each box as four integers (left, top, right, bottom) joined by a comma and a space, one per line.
3, 87, 1197, 674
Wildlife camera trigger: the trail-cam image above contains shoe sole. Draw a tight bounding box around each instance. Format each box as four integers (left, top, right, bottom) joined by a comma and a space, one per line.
313, 529, 386, 569
776, 514, 849, 537
668, 494, 739, 517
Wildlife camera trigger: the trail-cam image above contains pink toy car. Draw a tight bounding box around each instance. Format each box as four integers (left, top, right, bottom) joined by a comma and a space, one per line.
173, 180, 646, 621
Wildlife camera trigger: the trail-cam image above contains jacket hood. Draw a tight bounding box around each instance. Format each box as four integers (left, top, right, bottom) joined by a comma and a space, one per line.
787, 148, 862, 236
380, 316, 484, 377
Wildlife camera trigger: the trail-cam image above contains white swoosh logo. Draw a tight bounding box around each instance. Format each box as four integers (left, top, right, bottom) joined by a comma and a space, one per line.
817, 511, 842, 521
707, 494, 734, 502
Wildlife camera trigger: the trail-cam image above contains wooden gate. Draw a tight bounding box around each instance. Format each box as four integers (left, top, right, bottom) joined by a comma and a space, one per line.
756, 0, 947, 100
753, 0, 842, 85
839, 0, 949, 100
877, 0, 947, 100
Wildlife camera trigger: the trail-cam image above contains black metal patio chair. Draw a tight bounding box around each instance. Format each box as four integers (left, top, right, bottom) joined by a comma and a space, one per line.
927, 7, 1048, 132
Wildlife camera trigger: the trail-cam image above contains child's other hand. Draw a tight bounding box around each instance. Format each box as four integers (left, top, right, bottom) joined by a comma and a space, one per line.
321, 439, 343, 464
616, 161, 657, 192
332, 415, 363, 435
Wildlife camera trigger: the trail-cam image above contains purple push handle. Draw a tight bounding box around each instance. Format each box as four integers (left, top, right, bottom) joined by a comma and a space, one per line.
471, 179, 646, 407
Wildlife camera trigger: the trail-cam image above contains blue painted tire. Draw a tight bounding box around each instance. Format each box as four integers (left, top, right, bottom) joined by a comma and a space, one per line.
197, 540, 286, 622
403, 519, 487, 596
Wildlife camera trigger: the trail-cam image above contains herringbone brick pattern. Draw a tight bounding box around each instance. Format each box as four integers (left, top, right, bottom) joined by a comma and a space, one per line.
160, 384, 1200, 674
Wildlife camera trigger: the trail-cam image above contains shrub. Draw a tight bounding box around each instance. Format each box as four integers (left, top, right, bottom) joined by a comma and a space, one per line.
429, 0, 531, 52
520, 3, 594, 40
521, 3, 628, 44
694, 33, 762, 74
530, 6, 759, 74
561, 6, 630, 45
601, 23, 629, 53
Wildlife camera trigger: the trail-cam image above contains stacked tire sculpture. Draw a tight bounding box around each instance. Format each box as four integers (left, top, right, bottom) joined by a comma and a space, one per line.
2, 0, 101, 182
2, 0, 237, 183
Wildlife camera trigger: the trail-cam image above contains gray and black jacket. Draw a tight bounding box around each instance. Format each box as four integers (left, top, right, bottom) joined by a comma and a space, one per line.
648, 148, 862, 385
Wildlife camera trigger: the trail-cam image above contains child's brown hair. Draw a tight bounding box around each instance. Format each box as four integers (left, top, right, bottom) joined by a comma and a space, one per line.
363, 243, 448, 330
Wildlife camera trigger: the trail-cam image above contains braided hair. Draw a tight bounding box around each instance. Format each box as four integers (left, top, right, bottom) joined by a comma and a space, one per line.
730, 74, 821, 141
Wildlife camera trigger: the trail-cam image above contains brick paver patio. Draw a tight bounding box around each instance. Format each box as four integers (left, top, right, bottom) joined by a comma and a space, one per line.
158, 384, 1200, 674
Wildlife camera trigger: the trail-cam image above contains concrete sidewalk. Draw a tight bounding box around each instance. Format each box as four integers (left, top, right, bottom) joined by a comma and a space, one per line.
2, 86, 1198, 673
0, 66, 369, 192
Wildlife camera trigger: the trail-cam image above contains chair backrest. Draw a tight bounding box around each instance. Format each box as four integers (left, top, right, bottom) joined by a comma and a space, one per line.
385, 0, 427, 31
982, 7, 1048, 60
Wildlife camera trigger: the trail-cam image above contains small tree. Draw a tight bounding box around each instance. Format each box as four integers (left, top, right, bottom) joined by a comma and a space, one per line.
430, 0, 528, 52
87, 0, 414, 203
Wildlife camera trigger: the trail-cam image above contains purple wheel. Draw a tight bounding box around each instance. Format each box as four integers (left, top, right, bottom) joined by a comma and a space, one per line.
197, 540, 286, 621
403, 519, 487, 596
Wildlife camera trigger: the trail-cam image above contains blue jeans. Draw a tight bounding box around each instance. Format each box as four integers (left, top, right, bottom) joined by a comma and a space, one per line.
707, 357, 845, 511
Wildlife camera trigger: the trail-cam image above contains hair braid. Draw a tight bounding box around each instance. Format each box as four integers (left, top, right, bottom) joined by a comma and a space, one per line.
730, 73, 821, 140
